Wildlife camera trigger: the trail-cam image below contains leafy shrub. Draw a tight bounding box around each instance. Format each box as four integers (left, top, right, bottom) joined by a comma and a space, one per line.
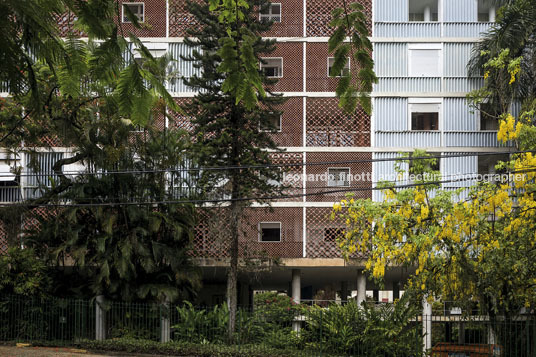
301, 295, 422, 356
173, 301, 229, 343
0, 247, 51, 297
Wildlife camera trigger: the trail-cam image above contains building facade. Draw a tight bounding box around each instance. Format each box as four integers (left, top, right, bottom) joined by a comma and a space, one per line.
0, 0, 508, 306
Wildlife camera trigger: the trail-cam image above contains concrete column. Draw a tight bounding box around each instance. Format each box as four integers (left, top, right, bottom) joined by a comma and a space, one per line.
489, 6, 496, 22
422, 297, 432, 353
424, 6, 431, 22
340, 281, 348, 303
291, 269, 301, 303
356, 270, 366, 306
291, 269, 302, 333
160, 301, 171, 343
95, 295, 106, 341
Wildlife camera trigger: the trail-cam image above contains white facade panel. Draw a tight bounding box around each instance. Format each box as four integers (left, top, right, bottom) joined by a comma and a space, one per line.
374, 43, 408, 77
443, 78, 484, 92
443, 98, 477, 131
374, 77, 441, 92
443, 22, 493, 37
442, 153, 477, 188
168, 43, 200, 93
374, 0, 408, 22
375, 131, 441, 147
444, 132, 504, 147
443, 0, 477, 22
375, 97, 408, 131
374, 22, 441, 37
444, 43, 473, 77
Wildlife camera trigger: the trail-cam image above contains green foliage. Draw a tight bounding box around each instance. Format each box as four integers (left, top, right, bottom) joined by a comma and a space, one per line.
328, 2, 377, 114
173, 301, 229, 343
0, 247, 51, 297
302, 297, 422, 356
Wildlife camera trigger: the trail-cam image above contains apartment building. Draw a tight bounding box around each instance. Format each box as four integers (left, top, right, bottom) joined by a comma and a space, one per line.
0, 0, 508, 307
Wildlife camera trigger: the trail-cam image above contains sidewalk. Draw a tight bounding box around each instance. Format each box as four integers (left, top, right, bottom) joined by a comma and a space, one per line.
0, 346, 111, 357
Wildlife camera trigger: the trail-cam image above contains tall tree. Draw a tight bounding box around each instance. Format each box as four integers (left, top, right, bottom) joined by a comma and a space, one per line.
0, 2, 196, 302
183, 0, 285, 337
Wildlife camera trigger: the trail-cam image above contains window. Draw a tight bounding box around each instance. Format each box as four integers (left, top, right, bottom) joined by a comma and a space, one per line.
122, 3, 144, 23
260, 58, 283, 78
409, 0, 438, 22
0, 161, 19, 202
480, 103, 499, 130
260, 113, 282, 132
478, 155, 509, 175
328, 168, 350, 187
478, 0, 495, 22
259, 222, 281, 242
324, 228, 344, 242
408, 45, 441, 77
410, 103, 440, 130
260, 3, 281, 23
328, 57, 350, 77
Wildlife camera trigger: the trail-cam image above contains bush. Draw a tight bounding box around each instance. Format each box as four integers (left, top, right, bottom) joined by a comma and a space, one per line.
173, 301, 229, 343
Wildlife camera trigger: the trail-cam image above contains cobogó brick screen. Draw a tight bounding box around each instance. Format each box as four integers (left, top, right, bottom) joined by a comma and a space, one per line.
306, 0, 372, 37
194, 207, 303, 259
306, 97, 370, 147
305, 151, 372, 202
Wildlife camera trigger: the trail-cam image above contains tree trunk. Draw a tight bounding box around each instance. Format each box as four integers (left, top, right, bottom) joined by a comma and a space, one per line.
227, 200, 241, 340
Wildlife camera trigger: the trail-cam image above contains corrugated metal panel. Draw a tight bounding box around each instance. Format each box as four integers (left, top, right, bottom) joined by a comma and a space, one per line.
510, 101, 521, 117
374, 97, 408, 131
374, 43, 408, 77
443, 22, 493, 37
374, 23, 441, 37
168, 43, 201, 93
0, 82, 9, 93
443, 0, 477, 22
444, 132, 505, 147
374, 0, 408, 22
374, 77, 441, 92
444, 98, 477, 131
372, 152, 408, 202
442, 153, 477, 188
444, 43, 473, 77
443, 77, 484, 92
375, 131, 441, 147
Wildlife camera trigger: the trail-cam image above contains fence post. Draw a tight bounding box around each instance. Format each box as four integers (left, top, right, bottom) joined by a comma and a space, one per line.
160, 300, 171, 343
95, 295, 106, 341
422, 297, 432, 354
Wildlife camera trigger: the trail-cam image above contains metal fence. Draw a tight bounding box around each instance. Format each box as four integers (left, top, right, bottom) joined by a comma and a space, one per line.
1, 295, 536, 356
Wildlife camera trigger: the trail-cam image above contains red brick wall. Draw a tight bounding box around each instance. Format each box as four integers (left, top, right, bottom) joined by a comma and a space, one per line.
118, 0, 167, 37
262, 0, 304, 37
265, 42, 303, 92
306, 97, 370, 147
305, 152, 372, 202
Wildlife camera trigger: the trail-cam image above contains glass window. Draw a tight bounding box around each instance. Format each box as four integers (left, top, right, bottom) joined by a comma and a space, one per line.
410, 103, 440, 131
260, 58, 283, 78
259, 222, 281, 242
328, 168, 350, 187
122, 3, 144, 23
328, 57, 350, 77
409, 0, 438, 22
260, 113, 282, 132
260, 3, 281, 23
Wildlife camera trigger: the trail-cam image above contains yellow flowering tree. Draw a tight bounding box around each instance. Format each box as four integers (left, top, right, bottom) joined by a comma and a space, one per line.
334, 143, 536, 316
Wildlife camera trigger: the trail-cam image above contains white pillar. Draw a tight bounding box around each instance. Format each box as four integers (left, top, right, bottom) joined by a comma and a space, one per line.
422, 297, 432, 353
291, 269, 301, 332
160, 301, 171, 343
95, 295, 106, 341
291, 269, 301, 303
424, 6, 431, 22
489, 6, 496, 22
488, 324, 496, 345
357, 270, 366, 306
